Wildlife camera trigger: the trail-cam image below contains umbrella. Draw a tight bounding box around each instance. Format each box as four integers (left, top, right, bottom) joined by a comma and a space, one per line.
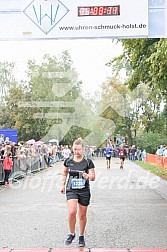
26, 139, 35, 145
34, 140, 44, 145
49, 139, 58, 143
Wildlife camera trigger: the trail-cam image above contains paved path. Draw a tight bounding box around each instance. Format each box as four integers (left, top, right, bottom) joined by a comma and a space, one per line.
0, 157, 167, 250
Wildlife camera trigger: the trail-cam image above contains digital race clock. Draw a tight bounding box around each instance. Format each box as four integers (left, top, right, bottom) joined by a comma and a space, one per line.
78, 6, 120, 17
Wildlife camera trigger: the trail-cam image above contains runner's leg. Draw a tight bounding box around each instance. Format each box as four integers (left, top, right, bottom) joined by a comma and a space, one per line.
109, 157, 111, 168
67, 199, 78, 233
78, 203, 88, 235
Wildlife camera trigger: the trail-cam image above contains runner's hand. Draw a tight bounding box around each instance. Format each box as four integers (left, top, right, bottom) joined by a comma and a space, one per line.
60, 186, 65, 194
82, 172, 89, 180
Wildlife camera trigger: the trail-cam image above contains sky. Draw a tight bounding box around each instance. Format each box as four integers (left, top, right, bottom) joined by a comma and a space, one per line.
0, 39, 123, 94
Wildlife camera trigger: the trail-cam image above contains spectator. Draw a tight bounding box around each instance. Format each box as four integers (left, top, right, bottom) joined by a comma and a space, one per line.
141, 149, 147, 162
136, 147, 141, 160
156, 145, 164, 156
128, 146, 132, 160
4, 144, 12, 157
48, 152, 53, 167
159, 145, 165, 155
62, 145, 71, 160
3, 152, 13, 187
131, 145, 137, 161
155, 146, 160, 155
163, 146, 167, 157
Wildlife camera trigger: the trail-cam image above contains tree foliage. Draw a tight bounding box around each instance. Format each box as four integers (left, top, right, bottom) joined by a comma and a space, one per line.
0, 51, 96, 144
0, 61, 18, 104
1, 40, 167, 150
97, 75, 164, 146
136, 131, 167, 154
105, 38, 167, 148
108, 38, 167, 95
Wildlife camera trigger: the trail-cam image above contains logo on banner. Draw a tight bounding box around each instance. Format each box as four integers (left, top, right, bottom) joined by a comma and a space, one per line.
23, 0, 69, 34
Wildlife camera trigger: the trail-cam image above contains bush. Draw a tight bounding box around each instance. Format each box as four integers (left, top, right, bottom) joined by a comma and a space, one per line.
136, 131, 167, 153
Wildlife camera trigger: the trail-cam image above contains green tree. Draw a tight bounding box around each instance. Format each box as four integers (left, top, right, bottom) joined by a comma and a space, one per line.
136, 131, 167, 154
108, 39, 162, 91
20, 51, 94, 143
0, 51, 94, 143
106, 39, 167, 146
0, 61, 17, 104
27, 52, 85, 142
102, 78, 153, 145
162, 103, 167, 134
3, 86, 40, 141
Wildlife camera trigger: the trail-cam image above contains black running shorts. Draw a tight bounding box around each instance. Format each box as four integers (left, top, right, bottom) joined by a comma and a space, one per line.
66, 188, 91, 206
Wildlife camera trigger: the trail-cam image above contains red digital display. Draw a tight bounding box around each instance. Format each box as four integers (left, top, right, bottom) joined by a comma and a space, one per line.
78, 6, 120, 17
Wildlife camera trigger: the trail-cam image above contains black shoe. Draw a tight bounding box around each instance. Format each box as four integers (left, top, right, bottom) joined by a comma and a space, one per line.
65, 233, 75, 245
78, 235, 85, 247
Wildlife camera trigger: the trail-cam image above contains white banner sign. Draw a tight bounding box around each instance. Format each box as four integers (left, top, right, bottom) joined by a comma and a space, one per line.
0, 0, 148, 40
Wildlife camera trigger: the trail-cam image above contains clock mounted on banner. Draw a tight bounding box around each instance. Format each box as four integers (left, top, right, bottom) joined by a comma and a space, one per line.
78, 6, 120, 17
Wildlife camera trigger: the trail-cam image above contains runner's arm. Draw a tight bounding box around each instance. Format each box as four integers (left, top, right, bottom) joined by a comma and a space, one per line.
60, 166, 68, 194
83, 168, 95, 181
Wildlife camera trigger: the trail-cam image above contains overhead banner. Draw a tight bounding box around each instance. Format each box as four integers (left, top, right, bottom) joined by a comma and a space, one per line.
0, 0, 148, 40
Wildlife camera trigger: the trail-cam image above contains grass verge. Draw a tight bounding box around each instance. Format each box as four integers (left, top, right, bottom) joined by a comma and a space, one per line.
135, 160, 167, 181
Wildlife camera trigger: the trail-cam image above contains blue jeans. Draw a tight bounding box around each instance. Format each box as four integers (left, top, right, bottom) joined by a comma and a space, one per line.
131, 154, 135, 161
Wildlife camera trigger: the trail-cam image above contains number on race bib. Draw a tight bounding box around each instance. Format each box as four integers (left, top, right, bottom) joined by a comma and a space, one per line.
71, 178, 86, 189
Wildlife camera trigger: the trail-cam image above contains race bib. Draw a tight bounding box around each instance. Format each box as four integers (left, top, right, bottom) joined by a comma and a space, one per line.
71, 178, 86, 189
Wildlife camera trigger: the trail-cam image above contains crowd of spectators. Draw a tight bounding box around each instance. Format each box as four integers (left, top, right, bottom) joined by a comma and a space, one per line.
155, 145, 167, 157
0, 141, 74, 167
0, 140, 75, 184
1, 139, 166, 168
127, 145, 147, 162
0, 140, 98, 170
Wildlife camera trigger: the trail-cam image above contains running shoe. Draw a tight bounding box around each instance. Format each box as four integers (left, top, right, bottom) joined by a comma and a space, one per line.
78, 235, 85, 247
65, 233, 75, 245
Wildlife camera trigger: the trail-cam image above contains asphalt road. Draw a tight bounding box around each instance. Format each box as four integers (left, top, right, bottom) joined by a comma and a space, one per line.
0, 157, 167, 250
